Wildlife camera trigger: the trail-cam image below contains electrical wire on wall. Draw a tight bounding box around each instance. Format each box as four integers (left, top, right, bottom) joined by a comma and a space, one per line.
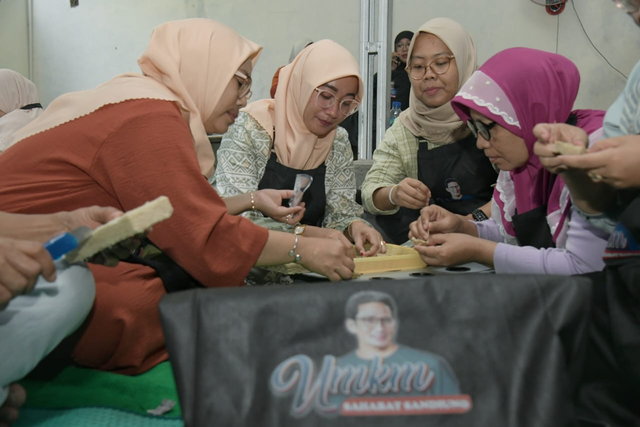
570, 0, 628, 79
556, 16, 560, 54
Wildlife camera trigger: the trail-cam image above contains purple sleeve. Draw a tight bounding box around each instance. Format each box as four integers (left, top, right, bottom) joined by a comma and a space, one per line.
474, 219, 504, 242
492, 207, 609, 275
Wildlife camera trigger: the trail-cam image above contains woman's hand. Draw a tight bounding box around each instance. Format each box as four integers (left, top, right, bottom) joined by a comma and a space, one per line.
0, 237, 55, 309
254, 189, 305, 224
533, 123, 588, 174
348, 221, 386, 257
393, 178, 431, 210
557, 135, 640, 189
408, 205, 466, 242
303, 226, 353, 252
297, 236, 355, 281
412, 233, 496, 267
60, 205, 123, 232
61, 205, 149, 267
391, 51, 401, 71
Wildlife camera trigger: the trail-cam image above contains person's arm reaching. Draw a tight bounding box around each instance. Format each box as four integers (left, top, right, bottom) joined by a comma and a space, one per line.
0, 206, 122, 243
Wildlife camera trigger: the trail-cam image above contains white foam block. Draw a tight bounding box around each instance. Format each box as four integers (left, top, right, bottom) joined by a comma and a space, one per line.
65, 196, 174, 263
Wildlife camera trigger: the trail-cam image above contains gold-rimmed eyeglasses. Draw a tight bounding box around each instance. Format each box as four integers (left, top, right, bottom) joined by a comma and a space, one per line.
234, 70, 253, 100
613, 0, 640, 12
314, 88, 360, 116
407, 55, 456, 80
467, 119, 498, 141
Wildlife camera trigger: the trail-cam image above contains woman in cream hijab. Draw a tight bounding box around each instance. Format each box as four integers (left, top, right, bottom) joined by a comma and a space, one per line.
0, 20, 356, 375
361, 18, 497, 245
0, 69, 42, 153
215, 39, 386, 259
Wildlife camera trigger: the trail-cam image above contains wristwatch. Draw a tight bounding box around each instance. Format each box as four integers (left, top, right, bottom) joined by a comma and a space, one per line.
293, 224, 306, 235
471, 209, 489, 222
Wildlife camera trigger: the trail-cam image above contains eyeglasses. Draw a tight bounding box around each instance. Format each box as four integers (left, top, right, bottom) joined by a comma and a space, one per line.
234, 70, 253, 100
613, 0, 640, 12
395, 42, 410, 51
314, 88, 360, 116
407, 55, 456, 80
467, 119, 498, 141
355, 316, 395, 329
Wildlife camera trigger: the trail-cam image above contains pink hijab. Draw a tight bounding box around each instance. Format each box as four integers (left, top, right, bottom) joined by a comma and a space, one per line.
243, 39, 363, 170
451, 48, 605, 242
9, 19, 262, 179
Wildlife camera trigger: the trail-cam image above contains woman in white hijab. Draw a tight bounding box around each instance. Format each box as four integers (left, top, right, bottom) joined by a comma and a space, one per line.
0, 69, 43, 153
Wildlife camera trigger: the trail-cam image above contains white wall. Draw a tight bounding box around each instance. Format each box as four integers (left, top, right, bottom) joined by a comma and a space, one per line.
4, 0, 639, 111
391, 0, 637, 110
29, 0, 360, 105
0, 0, 29, 77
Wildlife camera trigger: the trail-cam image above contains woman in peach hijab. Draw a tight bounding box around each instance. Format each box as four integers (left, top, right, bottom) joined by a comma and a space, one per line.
214, 39, 386, 261
0, 19, 355, 374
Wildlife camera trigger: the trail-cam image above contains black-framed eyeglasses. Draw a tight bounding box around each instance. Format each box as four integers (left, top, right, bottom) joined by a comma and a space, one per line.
407, 55, 455, 80
234, 71, 253, 100
467, 119, 498, 141
613, 0, 640, 13
355, 316, 395, 329
314, 88, 360, 116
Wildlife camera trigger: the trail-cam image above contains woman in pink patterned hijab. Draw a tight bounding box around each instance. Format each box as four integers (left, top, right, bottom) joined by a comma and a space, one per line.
408, 48, 610, 275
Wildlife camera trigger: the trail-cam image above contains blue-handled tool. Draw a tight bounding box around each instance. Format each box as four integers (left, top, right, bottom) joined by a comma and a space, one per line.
44, 226, 92, 261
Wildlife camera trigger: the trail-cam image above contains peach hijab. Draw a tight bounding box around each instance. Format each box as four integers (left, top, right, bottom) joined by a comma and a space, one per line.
399, 17, 477, 144
9, 19, 262, 179
243, 39, 363, 170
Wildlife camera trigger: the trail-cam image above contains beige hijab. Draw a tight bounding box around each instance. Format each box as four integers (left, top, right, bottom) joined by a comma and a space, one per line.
8, 19, 262, 178
0, 69, 42, 152
399, 17, 477, 144
243, 39, 363, 170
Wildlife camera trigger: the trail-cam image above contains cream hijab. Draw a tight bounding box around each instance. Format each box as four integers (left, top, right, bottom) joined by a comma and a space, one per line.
243, 39, 363, 170
399, 17, 477, 144
0, 69, 42, 152
9, 19, 262, 178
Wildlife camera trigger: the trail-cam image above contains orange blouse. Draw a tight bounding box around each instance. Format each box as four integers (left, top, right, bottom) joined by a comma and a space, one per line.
0, 99, 269, 374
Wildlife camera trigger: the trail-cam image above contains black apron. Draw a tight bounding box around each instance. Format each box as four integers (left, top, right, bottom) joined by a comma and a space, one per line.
377, 133, 497, 244
511, 205, 556, 249
258, 151, 327, 227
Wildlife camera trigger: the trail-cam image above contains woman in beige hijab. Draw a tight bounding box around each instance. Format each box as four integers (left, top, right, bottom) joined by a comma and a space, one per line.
0, 69, 42, 153
361, 18, 497, 244
0, 19, 355, 375
214, 39, 386, 261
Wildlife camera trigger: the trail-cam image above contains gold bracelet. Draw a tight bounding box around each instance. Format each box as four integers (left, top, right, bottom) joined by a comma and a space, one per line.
250, 191, 256, 211
344, 220, 360, 241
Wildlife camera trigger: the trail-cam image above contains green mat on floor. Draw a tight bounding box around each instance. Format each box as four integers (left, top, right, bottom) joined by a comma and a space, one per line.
20, 361, 181, 418
14, 407, 183, 427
